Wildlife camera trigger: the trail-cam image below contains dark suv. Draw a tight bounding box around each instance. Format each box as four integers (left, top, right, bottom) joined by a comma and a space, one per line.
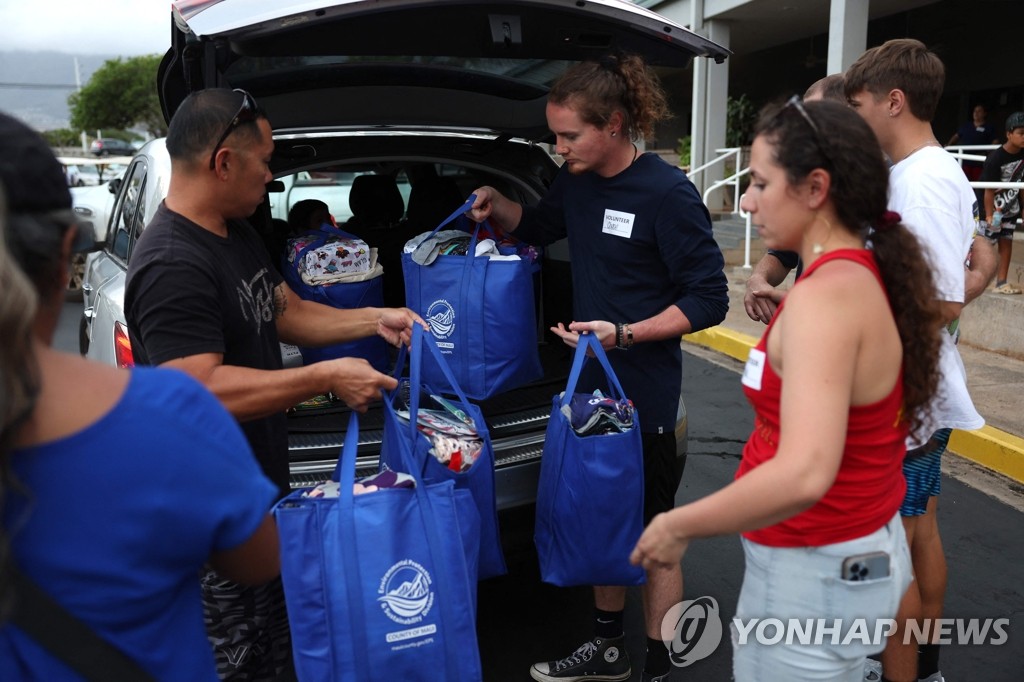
90, 137, 135, 157
83, 0, 728, 515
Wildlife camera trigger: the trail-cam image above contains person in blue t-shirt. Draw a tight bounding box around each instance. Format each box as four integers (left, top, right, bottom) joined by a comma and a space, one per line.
468, 52, 728, 682
0, 113, 281, 681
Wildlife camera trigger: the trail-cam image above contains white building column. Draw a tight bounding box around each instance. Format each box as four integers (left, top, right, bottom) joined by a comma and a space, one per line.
691, 15, 730, 207
827, 0, 868, 73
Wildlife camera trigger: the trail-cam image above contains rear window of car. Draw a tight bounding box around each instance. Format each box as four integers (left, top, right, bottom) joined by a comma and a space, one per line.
226, 55, 573, 95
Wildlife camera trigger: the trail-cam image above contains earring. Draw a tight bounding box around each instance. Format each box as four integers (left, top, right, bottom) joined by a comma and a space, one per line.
611, 131, 617, 137
812, 215, 834, 255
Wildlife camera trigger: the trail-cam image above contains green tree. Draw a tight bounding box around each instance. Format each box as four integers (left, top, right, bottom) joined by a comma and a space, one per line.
41, 128, 80, 147
69, 55, 165, 138
676, 135, 691, 168
726, 94, 757, 148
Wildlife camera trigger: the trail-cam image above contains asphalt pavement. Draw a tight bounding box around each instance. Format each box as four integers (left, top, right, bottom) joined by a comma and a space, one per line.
52, 297, 1022, 680
477, 344, 1023, 681
687, 267, 1024, 489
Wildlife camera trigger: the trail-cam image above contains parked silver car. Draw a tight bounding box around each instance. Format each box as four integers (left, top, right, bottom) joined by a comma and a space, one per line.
89, 137, 136, 157
82, 0, 727, 510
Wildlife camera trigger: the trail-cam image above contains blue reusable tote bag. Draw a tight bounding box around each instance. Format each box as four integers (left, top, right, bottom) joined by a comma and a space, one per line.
534, 333, 646, 587
273, 412, 483, 682
283, 224, 389, 371
380, 325, 507, 579
402, 195, 542, 400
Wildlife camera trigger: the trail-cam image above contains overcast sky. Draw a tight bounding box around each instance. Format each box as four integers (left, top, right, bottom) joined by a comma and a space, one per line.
1, 1, 170, 56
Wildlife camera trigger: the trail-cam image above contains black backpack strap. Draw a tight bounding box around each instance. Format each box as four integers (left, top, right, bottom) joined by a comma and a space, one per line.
8, 565, 156, 682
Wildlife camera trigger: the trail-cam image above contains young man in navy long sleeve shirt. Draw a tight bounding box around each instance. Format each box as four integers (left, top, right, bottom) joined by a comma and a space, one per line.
470, 53, 727, 682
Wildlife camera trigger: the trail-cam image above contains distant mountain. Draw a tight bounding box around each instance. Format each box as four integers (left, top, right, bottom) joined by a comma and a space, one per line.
0, 51, 116, 131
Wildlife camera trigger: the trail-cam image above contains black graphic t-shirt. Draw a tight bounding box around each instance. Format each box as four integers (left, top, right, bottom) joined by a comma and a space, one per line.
981, 146, 1024, 222
126, 202, 289, 495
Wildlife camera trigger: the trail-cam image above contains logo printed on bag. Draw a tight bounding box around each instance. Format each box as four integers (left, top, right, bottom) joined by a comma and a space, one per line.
426, 299, 455, 341
378, 559, 435, 625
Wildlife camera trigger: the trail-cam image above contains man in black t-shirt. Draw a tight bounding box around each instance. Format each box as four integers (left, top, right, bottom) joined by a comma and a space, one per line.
125, 88, 423, 681
981, 111, 1024, 294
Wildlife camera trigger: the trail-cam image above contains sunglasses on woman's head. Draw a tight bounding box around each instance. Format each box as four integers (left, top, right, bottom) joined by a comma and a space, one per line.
777, 94, 832, 165
208, 89, 259, 170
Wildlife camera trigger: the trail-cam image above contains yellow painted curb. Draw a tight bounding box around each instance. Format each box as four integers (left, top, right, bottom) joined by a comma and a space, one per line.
948, 427, 1024, 484
684, 326, 758, 363
684, 325, 1024, 485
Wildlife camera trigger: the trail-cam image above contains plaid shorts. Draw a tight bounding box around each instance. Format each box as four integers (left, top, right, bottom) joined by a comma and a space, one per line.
201, 569, 294, 681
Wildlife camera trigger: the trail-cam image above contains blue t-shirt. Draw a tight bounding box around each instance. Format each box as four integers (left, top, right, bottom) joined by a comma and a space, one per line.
517, 154, 728, 430
0, 367, 278, 681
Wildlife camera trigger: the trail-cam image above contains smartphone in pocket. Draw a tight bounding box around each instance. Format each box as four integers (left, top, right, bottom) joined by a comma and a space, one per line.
841, 551, 890, 581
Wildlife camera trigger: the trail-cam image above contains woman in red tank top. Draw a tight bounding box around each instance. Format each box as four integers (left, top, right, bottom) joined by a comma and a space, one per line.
630, 99, 944, 680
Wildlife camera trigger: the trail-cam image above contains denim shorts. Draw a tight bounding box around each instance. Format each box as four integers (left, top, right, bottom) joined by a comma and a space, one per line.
731, 514, 912, 682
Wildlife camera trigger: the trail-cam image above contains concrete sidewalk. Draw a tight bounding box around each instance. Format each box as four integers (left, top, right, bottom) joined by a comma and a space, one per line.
684, 266, 1024, 485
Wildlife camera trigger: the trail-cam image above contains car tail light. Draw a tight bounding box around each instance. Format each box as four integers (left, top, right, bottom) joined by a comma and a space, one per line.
113, 321, 135, 369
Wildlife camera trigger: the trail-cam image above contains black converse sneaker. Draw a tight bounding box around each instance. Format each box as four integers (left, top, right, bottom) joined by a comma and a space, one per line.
529, 635, 631, 682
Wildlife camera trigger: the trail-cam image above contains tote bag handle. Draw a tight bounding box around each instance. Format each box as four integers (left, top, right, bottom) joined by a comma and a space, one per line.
560, 333, 628, 408
419, 193, 488, 265
391, 324, 477, 445
334, 406, 469, 680
332, 411, 372, 676
423, 194, 477, 241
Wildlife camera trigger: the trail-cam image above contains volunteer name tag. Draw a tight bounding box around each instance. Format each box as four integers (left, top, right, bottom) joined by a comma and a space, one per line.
602, 209, 635, 238
741, 348, 766, 391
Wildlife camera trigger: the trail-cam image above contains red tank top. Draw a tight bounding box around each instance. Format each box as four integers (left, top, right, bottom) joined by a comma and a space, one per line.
736, 248, 908, 547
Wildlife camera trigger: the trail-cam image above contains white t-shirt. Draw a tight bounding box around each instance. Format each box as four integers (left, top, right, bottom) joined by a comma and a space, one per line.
888, 145, 984, 446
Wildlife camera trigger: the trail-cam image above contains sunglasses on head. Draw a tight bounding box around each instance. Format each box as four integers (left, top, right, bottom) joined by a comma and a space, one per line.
779, 94, 831, 164
208, 89, 259, 170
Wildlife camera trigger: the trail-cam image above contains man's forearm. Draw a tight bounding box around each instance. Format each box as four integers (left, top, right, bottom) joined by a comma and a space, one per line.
965, 235, 997, 304
162, 358, 330, 422
277, 298, 379, 347
753, 253, 795, 288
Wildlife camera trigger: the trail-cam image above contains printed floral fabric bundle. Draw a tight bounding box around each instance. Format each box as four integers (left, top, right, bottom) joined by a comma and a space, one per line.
286, 233, 381, 285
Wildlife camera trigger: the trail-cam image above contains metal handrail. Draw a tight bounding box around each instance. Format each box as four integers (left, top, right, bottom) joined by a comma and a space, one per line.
945, 144, 999, 167
737, 201, 754, 269
687, 146, 742, 182
696, 148, 748, 216
722, 149, 1022, 271
970, 181, 1024, 191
